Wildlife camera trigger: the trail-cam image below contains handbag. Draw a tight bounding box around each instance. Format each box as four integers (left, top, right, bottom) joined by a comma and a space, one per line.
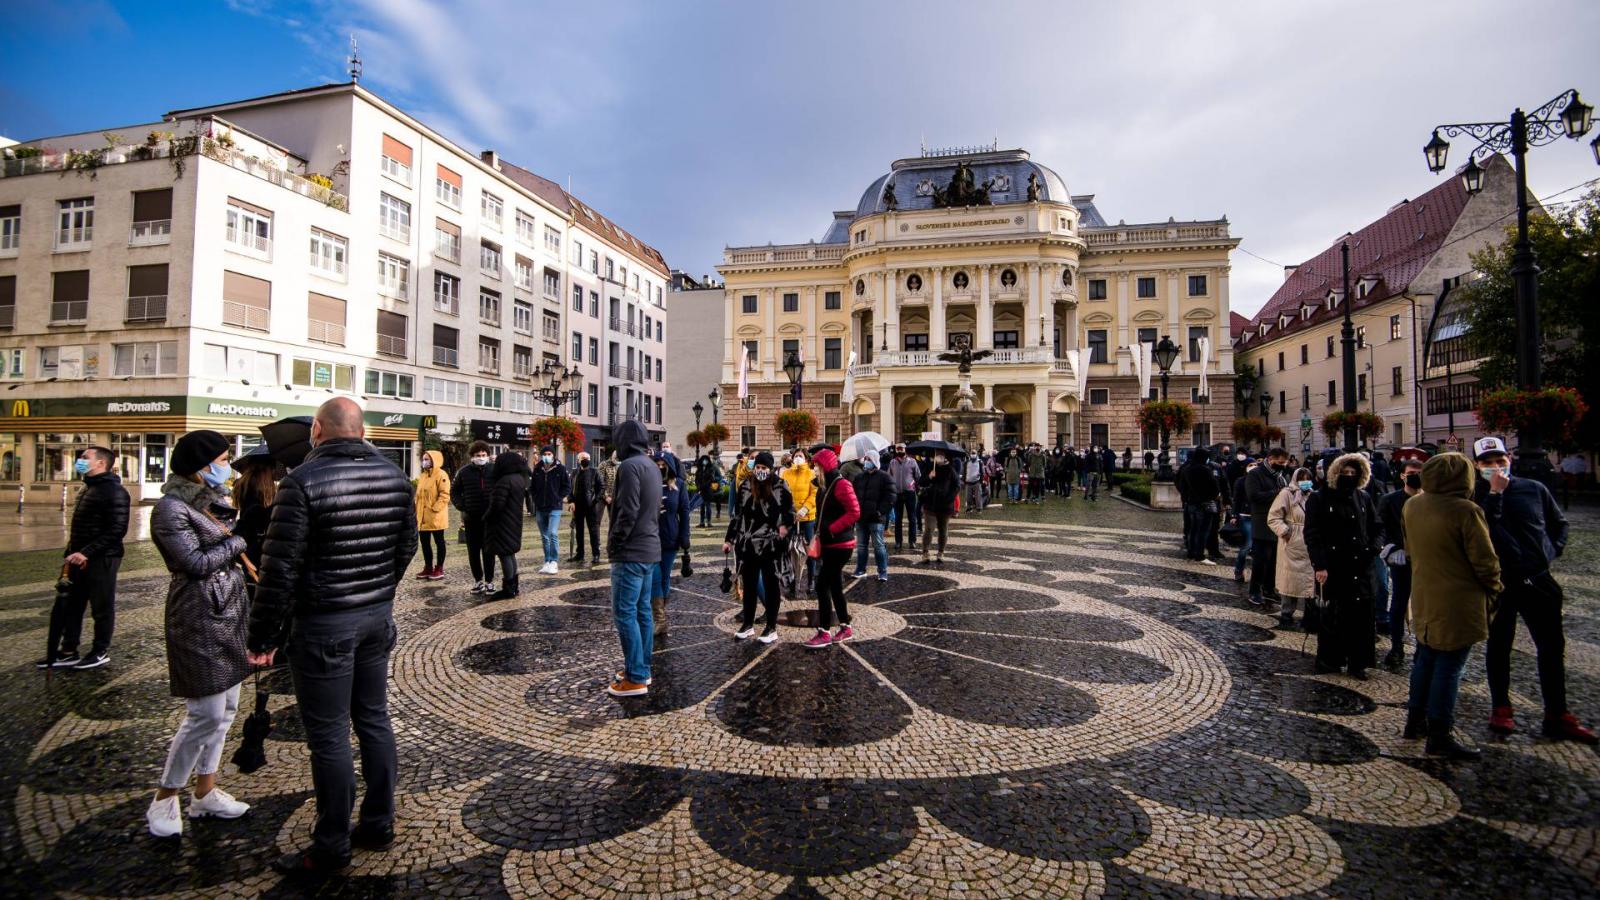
1220, 518, 1244, 548
720, 552, 734, 593
681, 550, 693, 577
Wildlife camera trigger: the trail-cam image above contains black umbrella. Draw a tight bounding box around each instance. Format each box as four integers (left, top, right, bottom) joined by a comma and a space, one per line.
43, 564, 73, 680
231, 670, 272, 774
906, 439, 967, 461
720, 552, 734, 593
233, 441, 277, 471
681, 549, 692, 578
259, 416, 313, 468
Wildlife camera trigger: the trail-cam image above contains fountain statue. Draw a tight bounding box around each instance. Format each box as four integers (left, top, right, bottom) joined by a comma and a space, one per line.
929, 335, 1005, 449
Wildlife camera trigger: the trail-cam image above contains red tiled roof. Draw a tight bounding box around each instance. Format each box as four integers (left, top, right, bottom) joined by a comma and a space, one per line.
1239, 166, 1478, 346
1229, 311, 1251, 339
498, 159, 670, 278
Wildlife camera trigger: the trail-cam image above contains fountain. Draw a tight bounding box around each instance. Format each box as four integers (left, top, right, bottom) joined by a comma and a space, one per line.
928, 335, 1005, 451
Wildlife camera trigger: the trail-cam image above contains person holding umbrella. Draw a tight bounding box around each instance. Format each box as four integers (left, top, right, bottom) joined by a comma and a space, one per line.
231, 445, 277, 570
916, 446, 961, 562
144, 430, 253, 837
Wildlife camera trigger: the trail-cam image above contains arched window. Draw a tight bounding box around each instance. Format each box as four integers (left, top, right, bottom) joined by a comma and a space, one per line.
854, 279, 865, 297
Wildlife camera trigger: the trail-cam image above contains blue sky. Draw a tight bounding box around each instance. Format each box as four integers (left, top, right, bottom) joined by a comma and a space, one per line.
3, 0, 1598, 315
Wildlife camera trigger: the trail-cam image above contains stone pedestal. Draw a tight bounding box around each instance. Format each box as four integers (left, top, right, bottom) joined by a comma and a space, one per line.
1151, 481, 1183, 509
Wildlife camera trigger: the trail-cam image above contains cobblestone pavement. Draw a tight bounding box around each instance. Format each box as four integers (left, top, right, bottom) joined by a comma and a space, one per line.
1, 507, 1597, 898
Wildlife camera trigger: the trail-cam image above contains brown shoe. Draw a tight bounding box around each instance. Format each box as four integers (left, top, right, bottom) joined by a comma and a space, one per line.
606, 679, 648, 697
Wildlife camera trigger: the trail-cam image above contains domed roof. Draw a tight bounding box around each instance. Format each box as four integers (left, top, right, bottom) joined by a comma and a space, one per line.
853, 149, 1070, 219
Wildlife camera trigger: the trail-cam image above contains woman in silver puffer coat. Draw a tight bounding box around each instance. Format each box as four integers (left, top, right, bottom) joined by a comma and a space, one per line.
144, 430, 254, 838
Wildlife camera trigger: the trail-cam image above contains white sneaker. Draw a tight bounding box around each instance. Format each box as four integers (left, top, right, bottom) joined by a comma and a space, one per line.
189, 786, 249, 819
1200, 558, 1218, 567
735, 627, 756, 640
758, 628, 780, 644
147, 794, 182, 837
548, 562, 559, 574
852, 571, 871, 579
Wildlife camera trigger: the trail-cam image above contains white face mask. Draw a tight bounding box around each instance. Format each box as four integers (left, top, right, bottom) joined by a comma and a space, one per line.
473, 456, 490, 466
754, 469, 770, 481
541, 454, 553, 465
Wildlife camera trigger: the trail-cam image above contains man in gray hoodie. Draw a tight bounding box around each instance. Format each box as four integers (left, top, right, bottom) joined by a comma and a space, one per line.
606, 420, 662, 697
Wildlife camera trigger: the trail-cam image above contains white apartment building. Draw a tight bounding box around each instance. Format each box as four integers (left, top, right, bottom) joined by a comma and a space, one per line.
0, 82, 668, 501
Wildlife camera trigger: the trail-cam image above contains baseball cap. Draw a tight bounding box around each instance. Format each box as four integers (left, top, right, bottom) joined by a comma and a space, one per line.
1473, 436, 1509, 460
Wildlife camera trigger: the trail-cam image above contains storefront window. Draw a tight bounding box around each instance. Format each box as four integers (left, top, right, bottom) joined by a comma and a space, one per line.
111, 433, 172, 485
35, 433, 95, 482
0, 433, 18, 481
371, 439, 415, 475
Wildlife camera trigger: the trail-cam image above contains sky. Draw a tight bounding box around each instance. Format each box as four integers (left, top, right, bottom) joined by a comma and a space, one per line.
3, 0, 1598, 318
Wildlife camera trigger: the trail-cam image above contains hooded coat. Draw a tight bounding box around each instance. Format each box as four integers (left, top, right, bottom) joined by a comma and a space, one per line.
782, 462, 819, 524
415, 450, 451, 531
657, 453, 691, 554
451, 458, 494, 519
152, 477, 251, 698
485, 451, 530, 555
1304, 452, 1381, 579
1266, 481, 1315, 599
607, 420, 662, 563
1405, 452, 1503, 651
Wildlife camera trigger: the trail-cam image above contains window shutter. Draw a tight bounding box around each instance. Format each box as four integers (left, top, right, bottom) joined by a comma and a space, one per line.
127, 264, 168, 296
381, 134, 413, 167
307, 292, 347, 325
0, 275, 14, 308
227, 197, 271, 219
0, 204, 20, 219
435, 217, 460, 238
376, 309, 407, 338
223, 270, 271, 308
437, 165, 462, 188
433, 324, 458, 350
132, 189, 173, 222
52, 270, 90, 302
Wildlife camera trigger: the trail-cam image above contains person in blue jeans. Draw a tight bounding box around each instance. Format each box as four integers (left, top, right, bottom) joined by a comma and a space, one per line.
849, 450, 896, 581
528, 445, 570, 575
651, 450, 690, 636
605, 421, 661, 697
1231, 462, 1256, 582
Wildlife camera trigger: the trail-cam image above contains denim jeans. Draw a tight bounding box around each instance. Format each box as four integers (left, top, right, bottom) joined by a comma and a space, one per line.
158, 683, 242, 789
1408, 642, 1472, 725
1371, 556, 1391, 628
1233, 515, 1253, 578
536, 509, 563, 563
854, 522, 888, 576
1183, 504, 1216, 560
653, 550, 678, 600
611, 562, 654, 683
798, 520, 816, 584
1388, 563, 1411, 650
1008, 482, 1020, 502
289, 604, 398, 860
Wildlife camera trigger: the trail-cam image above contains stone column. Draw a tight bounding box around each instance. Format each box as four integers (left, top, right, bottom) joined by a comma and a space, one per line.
928, 383, 941, 438
1031, 383, 1049, 446
1025, 263, 1042, 348
879, 385, 894, 438
1166, 269, 1182, 374
873, 274, 887, 360
977, 264, 993, 350
885, 269, 900, 353
977, 384, 996, 450
930, 266, 946, 351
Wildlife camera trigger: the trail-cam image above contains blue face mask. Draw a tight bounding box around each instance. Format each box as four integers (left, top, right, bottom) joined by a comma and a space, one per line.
1298, 480, 1314, 492
863, 458, 878, 470
73, 458, 91, 475
202, 461, 233, 487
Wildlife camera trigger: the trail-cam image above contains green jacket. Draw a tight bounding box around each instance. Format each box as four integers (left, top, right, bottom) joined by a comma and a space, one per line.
1403, 452, 1502, 652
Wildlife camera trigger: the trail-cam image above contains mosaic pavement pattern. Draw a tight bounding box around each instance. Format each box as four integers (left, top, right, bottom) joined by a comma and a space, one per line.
0, 515, 1598, 897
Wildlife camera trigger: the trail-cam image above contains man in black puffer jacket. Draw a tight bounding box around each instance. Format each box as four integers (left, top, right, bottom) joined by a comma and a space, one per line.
452, 441, 496, 594
40, 445, 130, 670
248, 398, 417, 877
1176, 447, 1220, 563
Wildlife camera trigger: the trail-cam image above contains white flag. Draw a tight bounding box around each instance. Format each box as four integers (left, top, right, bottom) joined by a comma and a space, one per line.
1197, 336, 1211, 399
842, 350, 858, 403
1073, 349, 1091, 402
1134, 342, 1153, 398
737, 346, 751, 400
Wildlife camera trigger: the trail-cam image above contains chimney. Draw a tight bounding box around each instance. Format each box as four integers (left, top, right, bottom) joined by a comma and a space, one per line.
480, 149, 500, 170
1283, 264, 1298, 281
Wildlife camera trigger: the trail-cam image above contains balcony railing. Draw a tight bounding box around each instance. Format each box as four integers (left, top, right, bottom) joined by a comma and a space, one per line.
376, 334, 407, 357
125, 294, 167, 323
433, 291, 459, 316
49, 300, 88, 324
226, 226, 271, 256
222, 301, 270, 331
308, 319, 346, 346
725, 243, 848, 265
432, 346, 459, 368
873, 347, 1051, 367
54, 228, 93, 251
129, 219, 171, 245
1081, 221, 1230, 246
541, 323, 560, 343
609, 316, 636, 337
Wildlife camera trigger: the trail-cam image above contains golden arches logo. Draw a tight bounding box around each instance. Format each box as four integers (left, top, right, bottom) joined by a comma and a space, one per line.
8, 400, 28, 418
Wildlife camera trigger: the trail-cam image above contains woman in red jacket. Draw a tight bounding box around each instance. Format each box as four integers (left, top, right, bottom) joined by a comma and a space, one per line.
805, 448, 860, 649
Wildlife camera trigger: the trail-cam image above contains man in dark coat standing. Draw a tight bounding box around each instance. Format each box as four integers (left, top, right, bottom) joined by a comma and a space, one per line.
850, 449, 896, 581
569, 451, 604, 564
249, 397, 417, 877
485, 452, 530, 599
1176, 448, 1220, 563
606, 420, 661, 698
1244, 447, 1290, 606
452, 441, 497, 595
39, 445, 129, 670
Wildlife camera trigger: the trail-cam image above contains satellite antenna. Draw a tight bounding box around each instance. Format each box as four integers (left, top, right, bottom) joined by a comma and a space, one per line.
348, 34, 363, 83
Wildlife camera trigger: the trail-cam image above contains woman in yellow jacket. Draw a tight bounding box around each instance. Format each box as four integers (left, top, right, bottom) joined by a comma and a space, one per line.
782, 450, 819, 595
415, 449, 451, 580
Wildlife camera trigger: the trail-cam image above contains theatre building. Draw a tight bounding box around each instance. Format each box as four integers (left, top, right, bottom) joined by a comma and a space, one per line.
716, 146, 1238, 452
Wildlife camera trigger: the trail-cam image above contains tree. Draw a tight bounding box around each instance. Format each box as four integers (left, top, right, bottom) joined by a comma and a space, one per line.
1462, 188, 1600, 447
773, 410, 819, 448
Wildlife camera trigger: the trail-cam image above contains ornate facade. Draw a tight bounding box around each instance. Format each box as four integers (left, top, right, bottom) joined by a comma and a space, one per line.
717, 147, 1238, 452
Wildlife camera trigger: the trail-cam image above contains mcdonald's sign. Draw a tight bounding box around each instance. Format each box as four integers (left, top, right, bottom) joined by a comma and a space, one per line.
8, 399, 29, 418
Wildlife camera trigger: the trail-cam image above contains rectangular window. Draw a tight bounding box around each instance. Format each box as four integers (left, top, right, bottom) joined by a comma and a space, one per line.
1187, 326, 1209, 362
478, 289, 501, 326
1136, 276, 1156, 298
480, 190, 503, 228
1389, 314, 1402, 341
1300, 343, 1308, 365
433, 324, 460, 367
1089, 388, 1109, 405
434, 272, 460, 316
656, 358, 663, 381
572, 284, 584, 311
0, 275, 15, 329
224, 199, 270, 256
588, 337, 598, 365
479, 240, 501, 277
379, 193, 411, 242
307, 292, 347, 346
587, 384, 599, 416
605, 257, 615, 280
516, 211, 537, 245
589, 250, 599, 274
824, 290, 841, 310
824, 424, 841, 445
993, 330, 1020, 349
542, 268, 560, 298
824, 338, 842, 369
542, 310, 560, 343
782, 292, 798, 312
56, 197, 95, 248
507, 390, 532, 414
1356, 325, 1367, 349
436, 164, 462, 208
1088, 279, 1107, 300
374, 253, 409, 299
376, 309, 408, 358
474, 385, 502, 409
741, 339, 759, 363
1087, 329, 1108, 364
1188, 274, 1208, 296
513, 299, 534, 335
903, 333, 929, 352
1137, 327, 1157, 345
129, 189, 172, 244
381, 134, 412, 184
1392, 365, 1404, 396
513, 344, 534, 377
308, 228, 348, 279
1277, 351, 1284, 372
544, 225, 561, 255
742, 294, 757, 314
1358, 373, 1368, 402
781, 339, 800, 366
1279, 390, 1286, 414
478, 337, 501, 374
112, 341, 178, 377
589, 291, 599, 317
222, 270, 271, 331
740, 425, 757, 447
49, 270, 90, 323
1327, 380, 1337, 405
1302, 385, 1310, 410
570, 237, 582, 265
572, 331, 583, 361
291, 358, 355, 391
824, 392, 842, 409
423, 376, 469, 405
364, 368, 415, 399
1091, 423, 1109, 447
0, 203, 21, 253
641, 353, 652, 382
514, 256, 535, 291
1326, 335, 1336, 358
126, 263, 169, 322
1426, 382, 1483, 416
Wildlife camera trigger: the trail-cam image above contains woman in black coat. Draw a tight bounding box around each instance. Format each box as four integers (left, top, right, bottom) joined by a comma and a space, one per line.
1304, 452, 1380, 679
919, 452, 961, 562
722, 451, 794, 642
485, 451, 530, 599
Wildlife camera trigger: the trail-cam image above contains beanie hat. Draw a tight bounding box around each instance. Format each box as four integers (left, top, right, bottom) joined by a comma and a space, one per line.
753, 451, 775, 469
172, 430, 230, 476
541, 445, 556, 456
812, 447, 840, 473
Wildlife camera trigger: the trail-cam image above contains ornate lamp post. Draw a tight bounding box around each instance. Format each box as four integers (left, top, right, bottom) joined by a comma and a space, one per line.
1424, 88, 1595, 477
1339, 240, 1358, 452
1238, 379, 1255, 418
532, 360, 583, 417
783, 350, 805, 405
708, 386, 722, 457
691, 400, 704, 454
1152, 335, 1180, 482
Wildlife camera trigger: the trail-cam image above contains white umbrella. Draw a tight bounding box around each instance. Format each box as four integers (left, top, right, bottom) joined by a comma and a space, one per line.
839, 431, 891, 462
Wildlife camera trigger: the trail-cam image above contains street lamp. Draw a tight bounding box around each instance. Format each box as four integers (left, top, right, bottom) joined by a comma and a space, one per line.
692, 401, 704, 430
708, 386, 722, 457
532, 360, 583, 417
782, 351, 806, 441
1424, 87, 1597, 479
1152, 335, 1180, 482
1339, 240, 1358, 452
1238, 379, 1255, 417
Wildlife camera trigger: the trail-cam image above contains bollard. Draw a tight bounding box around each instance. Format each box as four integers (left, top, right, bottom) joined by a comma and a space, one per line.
15, 483, 22, 514
61, 484, 68, 511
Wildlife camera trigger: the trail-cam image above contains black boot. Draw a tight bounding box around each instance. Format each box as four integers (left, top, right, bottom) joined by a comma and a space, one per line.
1425, 721, 1481, 760
1402, 708, 1427, 740
490, 577, 519, 600
1383, 646, 1404, 671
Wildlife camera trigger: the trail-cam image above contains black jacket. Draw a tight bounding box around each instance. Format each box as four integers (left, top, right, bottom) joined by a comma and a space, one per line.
919, 461, 960, 514
451, 462, 494, 519
249, 439, 417, 652
608, 420, 662, 563
1245, 465, 1289, 537
571, 465, 603, 507
1474, 476, 1568, 582
67, 471, 130, 559
850, 467, 896, 526
486, 452, 530, 556
1304, 485, 1380, 578
1377, 489, 1414, 558
527, 461, 571, 513
152, 482, 250, 698
1177, 452, 1220, 503
724, 478, 794, 560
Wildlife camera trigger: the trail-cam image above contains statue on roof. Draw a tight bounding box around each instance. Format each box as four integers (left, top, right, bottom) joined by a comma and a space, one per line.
882, 178, 897, 211
933, 160, 994, 208
1026, 172, 1041, 201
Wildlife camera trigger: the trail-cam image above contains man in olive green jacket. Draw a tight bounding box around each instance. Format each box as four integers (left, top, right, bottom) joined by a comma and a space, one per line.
1402, 452, 1502, 761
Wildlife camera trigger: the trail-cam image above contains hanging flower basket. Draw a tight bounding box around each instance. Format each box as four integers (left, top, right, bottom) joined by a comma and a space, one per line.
1137, 400, 1195, 435
1477, 386, 1589, 447
1262, 424, 1286, 445
773, 410, 819, 447
528, 416, 585, 452
1321, 410, 1385, 442
701, 422, 731, 445
1231, 417, 1266, 445
686, 429, 706, 451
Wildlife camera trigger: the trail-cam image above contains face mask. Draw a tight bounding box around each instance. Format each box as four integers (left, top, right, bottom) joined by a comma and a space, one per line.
421, 458, 432, 470
1273, 463, 1287, 472
1336, 474, 1358, 492
896, 449, 905, 457
473, 456, 490, 466
202, 461, 233, 487
794, 457, 805, 467
754, 470, 769, 482
747, 460, 755, 470
863, 458, 877, 470
542, 454, 553, 465
73, 458, 91, 475
580, 459, 591, 468
1405, 473, 1422, 490
1237, 454, 1247, 461
1298, 480, 1314, 492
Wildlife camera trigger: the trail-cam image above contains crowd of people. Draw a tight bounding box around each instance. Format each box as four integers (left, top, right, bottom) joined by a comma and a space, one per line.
1188, 436, 1595, 761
